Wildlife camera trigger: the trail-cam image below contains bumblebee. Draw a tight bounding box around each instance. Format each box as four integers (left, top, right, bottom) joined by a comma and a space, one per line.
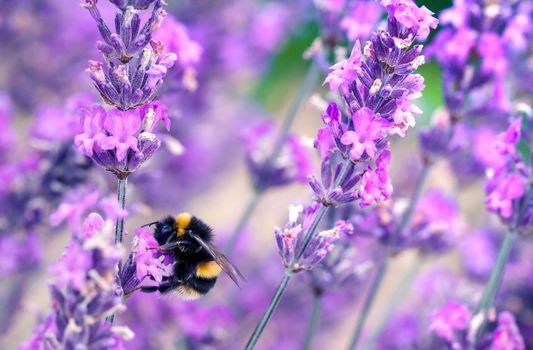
140, 213, 244, 299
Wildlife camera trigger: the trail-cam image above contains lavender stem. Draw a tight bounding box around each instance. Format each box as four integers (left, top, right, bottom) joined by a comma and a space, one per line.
244, 271, 293, 350
472, 230, 518, 346
346, 163, 429, 350
243, 161, 353, 349
302, 292, 322, 350
107, 177, 128, 324
346, 255, 389, 350
115, 178, 128, 243
225, 63, 321, 255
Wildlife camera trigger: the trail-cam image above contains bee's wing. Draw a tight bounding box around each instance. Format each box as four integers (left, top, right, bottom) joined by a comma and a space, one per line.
190, 234, 245, 287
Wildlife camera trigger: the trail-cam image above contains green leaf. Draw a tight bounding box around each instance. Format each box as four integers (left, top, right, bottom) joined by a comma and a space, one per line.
517, 140, 531, 166
516, 113, 531, 166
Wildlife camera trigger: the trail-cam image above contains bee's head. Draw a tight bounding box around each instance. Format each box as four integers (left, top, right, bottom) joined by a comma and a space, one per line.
160, 230, 197, 252
152, 217, 177, 246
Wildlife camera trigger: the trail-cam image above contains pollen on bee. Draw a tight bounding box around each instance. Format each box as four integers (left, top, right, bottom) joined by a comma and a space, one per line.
196, 261, 222, 279
175, 212, 192, 236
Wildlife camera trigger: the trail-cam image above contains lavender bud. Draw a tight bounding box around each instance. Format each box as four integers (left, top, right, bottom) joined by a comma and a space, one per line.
97, 41, 114, 56
380, 84, 393, 98
308, 174, 325, 199
327, 187, 344, 203
110, 34, 126, 56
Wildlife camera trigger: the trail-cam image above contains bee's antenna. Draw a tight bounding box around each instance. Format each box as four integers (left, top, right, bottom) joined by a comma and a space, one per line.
141, 221, 159, 228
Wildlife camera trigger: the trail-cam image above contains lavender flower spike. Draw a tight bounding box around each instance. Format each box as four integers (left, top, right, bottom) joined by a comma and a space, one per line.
82, 0, 177, 110
20, 214, 132, 349
485, 114, 532, 228
118, 227, 174, 296
74, 102, 168, 178
428, 301, 525, 350
274, 204, 345, 272
245, 1, 437, 348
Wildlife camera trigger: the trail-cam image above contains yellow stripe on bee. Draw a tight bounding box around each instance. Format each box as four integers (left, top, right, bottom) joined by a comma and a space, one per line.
175, 285, 203, 300
175, 212, 192, 237
196, 261, 222, 279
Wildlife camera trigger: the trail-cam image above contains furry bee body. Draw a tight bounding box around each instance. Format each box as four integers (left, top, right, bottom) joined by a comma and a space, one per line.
141, 213, 242, 299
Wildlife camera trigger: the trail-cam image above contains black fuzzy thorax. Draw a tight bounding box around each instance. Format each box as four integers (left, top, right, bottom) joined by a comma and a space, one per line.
175, 216, 213, 261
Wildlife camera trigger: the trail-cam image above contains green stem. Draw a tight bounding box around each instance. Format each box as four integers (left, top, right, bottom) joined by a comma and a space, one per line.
472, 230, 518, 345
244, 271, 292, 350
295, 206, 329, 259
347, 255, 390, 350
225, 63, 321, 255
243, 160, 353, 350
115, 178, 128, 243
302, 293, 322, 350
243, 205, 329, 350
107, 178, 128, 324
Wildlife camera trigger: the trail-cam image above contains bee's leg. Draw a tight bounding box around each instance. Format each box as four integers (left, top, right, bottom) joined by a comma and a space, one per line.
139, 285, 160, 293
139, 273, 186, 294
139, 281, 177, 294
141, 221, 159, 228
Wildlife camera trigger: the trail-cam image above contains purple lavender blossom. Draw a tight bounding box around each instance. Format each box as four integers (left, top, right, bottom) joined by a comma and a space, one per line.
31, 94, 93, 143
250, 3, 292, 53
340, 108, 389, 161
485, 116, 532, 227
428, 301, 527, 350
242, 122, 313, 191
310, 105, 392, 208
82, 0, 177, 110
0, 234, 42, 277
122, 293, 235, 349
349, 189, 461, 255
411, 190, 461, 253
307, 228, 376, 298
377, 311, 421, 350
153, 14, 202, 91
315, 0, 383, 47
133, 227, 173, 283
74, 102, 168, 178
313, 0, 435, 212
50, 188, 100, 232
358, 151, 393, 207
323, 43, 362, 93
429, 301, 471, 346
340, 1, 383, 42
20, 214, 132, 349
460, 229, 500, 281
383, 0, 438, 41
429, 0, 529, 117
118, 227, 173, 296
490, 312, 526, 350
274, 204, 344, 272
